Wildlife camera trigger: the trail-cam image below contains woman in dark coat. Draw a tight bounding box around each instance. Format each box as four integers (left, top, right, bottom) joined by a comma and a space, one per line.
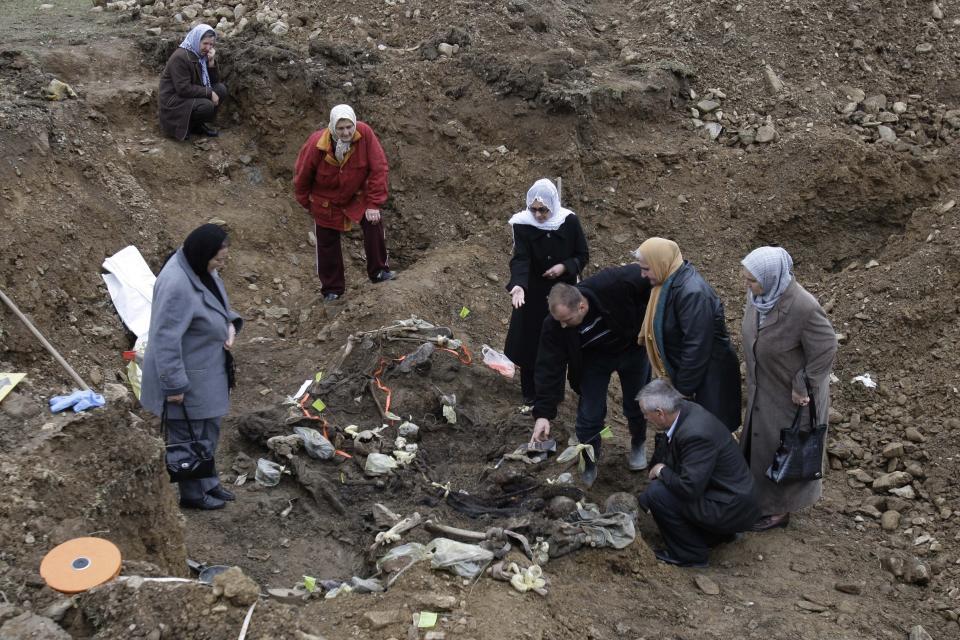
158, 25, 228, 140
141, 224, 243, 510
504, 178, 589, 406
634, 237, 741, 430
740, 246, 837, 531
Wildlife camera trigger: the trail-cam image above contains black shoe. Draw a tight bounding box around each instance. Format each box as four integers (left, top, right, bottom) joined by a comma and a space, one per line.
323, 292, 341, 302
371, 269, 396, 283
654, 549, 708, 568
199, 123, 219, 137
180, 495, 226, 510
751, 513, 790, 532
207, 485, 235, 501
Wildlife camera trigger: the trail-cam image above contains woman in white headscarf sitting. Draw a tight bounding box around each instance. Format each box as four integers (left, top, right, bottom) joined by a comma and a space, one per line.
504, 178, 589, 407
158, 24, 228, 140
740, 246, 837, 532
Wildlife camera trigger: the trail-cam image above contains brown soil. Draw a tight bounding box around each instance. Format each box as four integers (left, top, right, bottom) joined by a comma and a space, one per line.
2, 0, 960, 638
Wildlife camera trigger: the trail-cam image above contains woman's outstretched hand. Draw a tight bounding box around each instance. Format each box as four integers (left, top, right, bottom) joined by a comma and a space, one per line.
510, 286, 525, 308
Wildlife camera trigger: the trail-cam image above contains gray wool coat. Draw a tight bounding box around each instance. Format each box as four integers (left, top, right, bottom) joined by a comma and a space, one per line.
740, 279, 837, 515
140, 249, 242, 421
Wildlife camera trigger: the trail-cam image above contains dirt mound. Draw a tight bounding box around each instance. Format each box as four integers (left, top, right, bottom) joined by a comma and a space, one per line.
0, 389, 186, 612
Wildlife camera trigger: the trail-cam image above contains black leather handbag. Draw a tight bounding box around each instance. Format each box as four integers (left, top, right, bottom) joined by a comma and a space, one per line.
765, 381, 827, 484
162, 402, 216, 483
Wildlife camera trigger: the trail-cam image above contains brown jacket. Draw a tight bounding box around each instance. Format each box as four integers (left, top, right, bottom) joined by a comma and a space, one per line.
740, 279, 837, 514
158, 47, 219, 140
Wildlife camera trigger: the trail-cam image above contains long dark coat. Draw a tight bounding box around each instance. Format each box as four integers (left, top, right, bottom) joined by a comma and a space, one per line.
741, 279, 837, 515
658, 262, 741, 430
503, 215, 588, 370
158, 47, 220, 141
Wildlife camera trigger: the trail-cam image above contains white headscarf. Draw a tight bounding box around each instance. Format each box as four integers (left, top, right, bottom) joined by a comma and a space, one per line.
328, 104, 357, 163
508, 178, 574, 232
741, 246, 794, 323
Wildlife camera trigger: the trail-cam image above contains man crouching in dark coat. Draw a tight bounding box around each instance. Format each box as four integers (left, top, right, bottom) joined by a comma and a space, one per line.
638, 378, 760, 568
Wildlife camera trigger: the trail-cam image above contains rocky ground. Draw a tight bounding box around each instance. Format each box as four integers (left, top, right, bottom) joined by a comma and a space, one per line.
1, 0, 960, 639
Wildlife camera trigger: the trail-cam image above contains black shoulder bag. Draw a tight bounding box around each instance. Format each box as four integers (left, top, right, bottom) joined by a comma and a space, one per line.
162, 401, 216, 483
765, 380, 828, 484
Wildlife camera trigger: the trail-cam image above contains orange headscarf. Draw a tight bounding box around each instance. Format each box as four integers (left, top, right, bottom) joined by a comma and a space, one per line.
636, 238, 684, 380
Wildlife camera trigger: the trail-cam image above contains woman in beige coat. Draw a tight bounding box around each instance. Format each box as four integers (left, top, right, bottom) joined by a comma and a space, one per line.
740, 247, 837, 531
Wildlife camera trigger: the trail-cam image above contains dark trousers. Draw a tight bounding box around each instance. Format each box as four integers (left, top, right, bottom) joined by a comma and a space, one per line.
166, 416, 222, 502
575, 345, 649, 454
314, 218, 389, 296
520, 366, 536, 403
639, 481, 757, 564
189, 82, 228, 131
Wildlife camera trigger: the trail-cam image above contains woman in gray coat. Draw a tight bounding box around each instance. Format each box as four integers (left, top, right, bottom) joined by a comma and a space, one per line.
141, 224, 242, 510
740, 246, 837, 531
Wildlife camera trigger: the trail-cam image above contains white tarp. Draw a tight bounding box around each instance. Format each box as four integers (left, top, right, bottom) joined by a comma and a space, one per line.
102, 246, 156, 338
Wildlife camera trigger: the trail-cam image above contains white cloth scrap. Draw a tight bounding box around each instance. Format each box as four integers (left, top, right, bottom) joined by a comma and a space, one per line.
102, 246, 156, 338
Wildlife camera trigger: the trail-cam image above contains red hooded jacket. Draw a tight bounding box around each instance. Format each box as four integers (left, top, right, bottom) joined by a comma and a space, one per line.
293, 121, 389, 231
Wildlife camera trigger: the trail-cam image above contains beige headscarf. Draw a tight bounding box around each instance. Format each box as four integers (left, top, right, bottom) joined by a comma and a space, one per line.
636, 237, 684, 380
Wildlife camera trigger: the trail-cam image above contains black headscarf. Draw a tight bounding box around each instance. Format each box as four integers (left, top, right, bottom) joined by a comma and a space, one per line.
182, 223, 228, 308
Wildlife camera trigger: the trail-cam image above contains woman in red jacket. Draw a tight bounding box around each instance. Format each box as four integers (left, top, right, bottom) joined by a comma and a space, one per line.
293, 104, 394, 301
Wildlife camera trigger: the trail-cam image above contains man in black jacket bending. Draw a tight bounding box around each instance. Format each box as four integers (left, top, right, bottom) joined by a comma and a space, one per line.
530, 264, 651, 486
638, 378, 759, 568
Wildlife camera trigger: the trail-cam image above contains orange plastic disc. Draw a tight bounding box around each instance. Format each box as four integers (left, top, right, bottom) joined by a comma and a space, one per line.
40, 537, 122, 594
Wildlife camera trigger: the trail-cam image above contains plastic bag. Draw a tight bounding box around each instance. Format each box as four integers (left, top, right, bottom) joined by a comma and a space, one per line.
427, 537, 494, 579
349, 576, 384, 593
365, 453, 399, 476
294, 426, 335, 460
126, 335, 147, 400
481, 345, 516, 378
398, 421, 420, 439
255, 459, 284, 487
377, 542, 432, 573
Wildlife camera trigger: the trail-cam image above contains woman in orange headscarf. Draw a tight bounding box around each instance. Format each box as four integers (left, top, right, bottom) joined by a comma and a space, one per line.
634, 238, 741, 430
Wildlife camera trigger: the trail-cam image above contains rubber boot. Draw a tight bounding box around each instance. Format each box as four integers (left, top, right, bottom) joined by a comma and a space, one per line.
627, 421, 648, 471
580, 437, 601, 487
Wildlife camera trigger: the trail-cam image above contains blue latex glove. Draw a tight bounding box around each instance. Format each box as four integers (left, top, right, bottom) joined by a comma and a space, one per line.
49, 389, 106, 413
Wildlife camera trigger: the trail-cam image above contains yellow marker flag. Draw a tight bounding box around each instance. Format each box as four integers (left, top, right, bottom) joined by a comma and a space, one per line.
417, 612, 438, 628
0, 373, 26, 404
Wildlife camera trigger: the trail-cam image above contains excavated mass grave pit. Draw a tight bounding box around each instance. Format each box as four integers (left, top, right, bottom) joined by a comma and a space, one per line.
184, 318, 619, 594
